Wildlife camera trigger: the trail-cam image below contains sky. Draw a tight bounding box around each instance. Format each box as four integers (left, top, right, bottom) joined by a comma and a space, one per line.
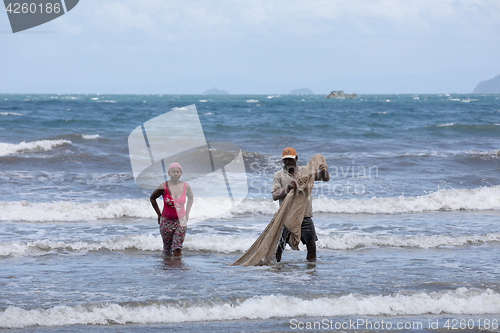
1, 0, 500, 94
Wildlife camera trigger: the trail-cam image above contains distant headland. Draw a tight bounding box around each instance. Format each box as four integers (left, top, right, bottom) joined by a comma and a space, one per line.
289, 88, 314, 95
473, 75, 500, 93
202, 87, 229, 95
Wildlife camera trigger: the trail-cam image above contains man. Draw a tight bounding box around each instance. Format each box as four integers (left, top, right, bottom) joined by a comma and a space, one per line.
272, 147, 329, 262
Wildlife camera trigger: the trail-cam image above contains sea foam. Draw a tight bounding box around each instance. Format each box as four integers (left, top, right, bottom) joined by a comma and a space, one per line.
2, 231, 499, 257
0, 198, 247, 222
0, 233, 256, 256
0, 140, 71, 156
0, 199, 154, 222
318, 232, 500, 250
0, 234, 162, 256
0, 112, 23, 116
1, 186, 500, 222
1, 288, 499, 328
81, 134, 101, 140
313, 186, 500, 214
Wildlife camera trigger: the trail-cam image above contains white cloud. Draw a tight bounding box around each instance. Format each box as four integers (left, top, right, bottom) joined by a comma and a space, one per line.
89, 1, 156, 33
66, 0, 500, 42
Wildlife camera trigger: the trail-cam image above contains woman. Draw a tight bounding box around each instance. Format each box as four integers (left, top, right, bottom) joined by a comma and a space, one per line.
150, 162, 193, 257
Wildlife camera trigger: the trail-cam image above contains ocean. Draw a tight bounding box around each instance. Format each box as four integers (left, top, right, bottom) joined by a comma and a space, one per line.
1, 93, 500, 332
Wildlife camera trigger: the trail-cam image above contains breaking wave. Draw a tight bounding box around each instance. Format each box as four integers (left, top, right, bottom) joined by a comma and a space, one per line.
2, 232, 500, 256
1, 288, 499, 328
312, 186, 500, 214
2, 186, 500, 222
317, 232, 500, 250
0, 233, 256, 256
0, 111, 23, 116
81, 134, 101, 140
0, 140, 71, 156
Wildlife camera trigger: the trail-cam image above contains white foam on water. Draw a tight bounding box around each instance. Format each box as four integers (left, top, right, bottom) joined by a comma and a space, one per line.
176, 233, 256, 253
0, 234, 162, 256
313, 185, 500, 214
246, 99, 259, 103
0, 140, 71, 156
324, 148, 499, 160
1, 288, 499, 328
0, 112, 23, 116
2, 186, 500, 222
436, 122, 455, 127
81, 134, 101, 140
0, 233, 256, 256
318, 232, 500, 250
229, 198, 279, 215
0, 197, 254, 222
3, 230, 500, 257
0, 199, 155, 222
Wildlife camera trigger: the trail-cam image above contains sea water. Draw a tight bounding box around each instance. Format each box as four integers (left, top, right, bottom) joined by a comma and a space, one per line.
1, 94, 500, 332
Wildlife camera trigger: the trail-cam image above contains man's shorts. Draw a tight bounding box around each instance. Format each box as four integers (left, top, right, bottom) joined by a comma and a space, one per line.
280, 217, 318, 245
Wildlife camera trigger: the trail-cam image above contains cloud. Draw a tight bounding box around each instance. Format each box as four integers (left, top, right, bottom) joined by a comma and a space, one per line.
77, 0, 234, 41
89, 2, 157, 33
73, 0, 500, 40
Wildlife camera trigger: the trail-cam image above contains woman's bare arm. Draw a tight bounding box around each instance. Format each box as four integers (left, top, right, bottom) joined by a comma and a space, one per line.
150, 184, 164, 224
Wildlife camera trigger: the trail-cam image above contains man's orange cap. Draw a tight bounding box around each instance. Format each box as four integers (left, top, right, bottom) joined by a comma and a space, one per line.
282, 147, 297, 160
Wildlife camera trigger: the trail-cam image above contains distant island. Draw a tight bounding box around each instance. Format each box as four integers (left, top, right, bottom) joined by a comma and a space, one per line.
202, 87, 229, 95
289, 88, 314, 95
473, 75, 500, 93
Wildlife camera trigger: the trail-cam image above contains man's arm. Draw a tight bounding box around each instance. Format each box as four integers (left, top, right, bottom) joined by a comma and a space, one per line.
272, 181, 296, 201
315, 167, 330, 182
272, 171, 297, 201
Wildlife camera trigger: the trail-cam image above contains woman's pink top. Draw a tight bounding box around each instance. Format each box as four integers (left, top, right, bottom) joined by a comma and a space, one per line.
161, 182, 187, 219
